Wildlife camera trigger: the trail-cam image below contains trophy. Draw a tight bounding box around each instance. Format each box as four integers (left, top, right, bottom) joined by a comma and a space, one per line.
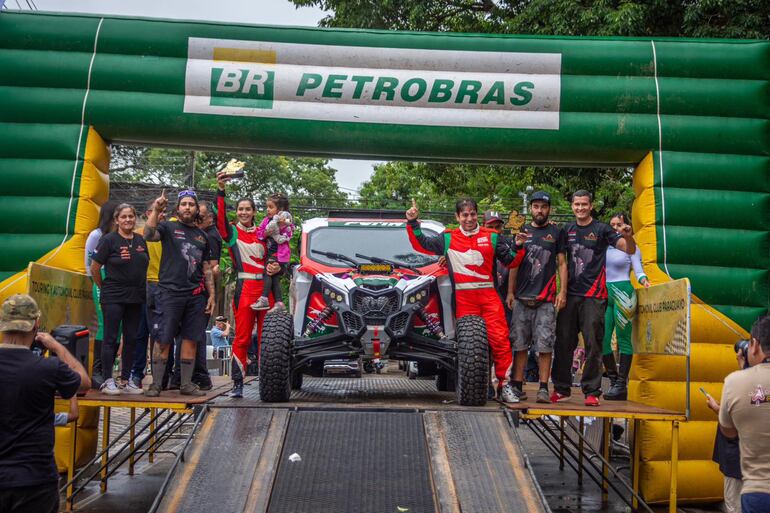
505, 210, 526, 234
220, 159, 245, 179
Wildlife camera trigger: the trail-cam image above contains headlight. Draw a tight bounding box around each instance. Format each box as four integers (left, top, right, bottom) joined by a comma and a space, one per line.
322, 284, 345, 303
405, 285, 430, 305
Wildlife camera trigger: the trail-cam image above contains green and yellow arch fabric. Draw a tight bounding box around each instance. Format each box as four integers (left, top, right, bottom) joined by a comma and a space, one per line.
0, 10, 767, 503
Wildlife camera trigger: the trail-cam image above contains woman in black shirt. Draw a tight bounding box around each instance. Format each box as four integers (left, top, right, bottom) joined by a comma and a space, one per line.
91, 203, 149, 395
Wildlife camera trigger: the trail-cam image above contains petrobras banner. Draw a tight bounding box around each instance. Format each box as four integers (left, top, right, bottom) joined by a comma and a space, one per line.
632, 278, 691, 356
184, 37, 561, 129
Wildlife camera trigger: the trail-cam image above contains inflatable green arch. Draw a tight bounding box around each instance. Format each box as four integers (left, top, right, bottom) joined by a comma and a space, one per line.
0, 11, 767, 504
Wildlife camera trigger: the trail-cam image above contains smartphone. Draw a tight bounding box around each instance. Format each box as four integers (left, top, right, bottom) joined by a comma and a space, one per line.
698, 387, 710, 398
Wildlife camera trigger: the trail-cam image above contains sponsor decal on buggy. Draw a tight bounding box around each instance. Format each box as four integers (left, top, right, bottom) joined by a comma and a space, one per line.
184, 38, 561, 129
328, 221, 406, 227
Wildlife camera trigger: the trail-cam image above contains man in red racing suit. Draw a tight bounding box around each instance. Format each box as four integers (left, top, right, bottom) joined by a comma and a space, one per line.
216, 187, 275, 398
406, 198, 525, 403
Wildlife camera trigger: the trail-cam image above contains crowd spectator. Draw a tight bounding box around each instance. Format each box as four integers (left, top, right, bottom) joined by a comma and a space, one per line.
602, 212, 650, 401
84, 199, 120, 387
716, 315, 770, 513
552, 190, 636, 406
91, 203, 149, 395
143, 190, 216, 397
706, 339, 750, 513
210, 315, 230, 358
0, 294, 90, 513
506, 191, 567, 404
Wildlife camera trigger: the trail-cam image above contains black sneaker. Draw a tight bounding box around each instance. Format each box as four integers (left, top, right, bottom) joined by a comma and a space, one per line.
513, 388, 528, 401
194, 380, 213, 391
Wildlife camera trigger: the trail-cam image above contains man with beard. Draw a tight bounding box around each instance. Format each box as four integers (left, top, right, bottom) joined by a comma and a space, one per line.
506, 191, 567, 403
142, 190, 216, 397
551, 190, 635, 406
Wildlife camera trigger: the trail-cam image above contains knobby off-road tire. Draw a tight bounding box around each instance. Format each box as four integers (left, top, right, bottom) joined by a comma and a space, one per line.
259, 310, 294, 402
455, 315, 489, 406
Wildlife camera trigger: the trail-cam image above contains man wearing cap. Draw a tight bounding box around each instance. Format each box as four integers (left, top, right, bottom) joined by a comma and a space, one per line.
210, 316, 230, 358
483, 210, 512, 318
505, 191, 568, 403
143, 189, 217, 397
0, 294, 90, 513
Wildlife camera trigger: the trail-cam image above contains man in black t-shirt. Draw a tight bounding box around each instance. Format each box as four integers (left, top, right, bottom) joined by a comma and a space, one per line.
506, 192, 568, 404
0, 294, 90, 513
170, 200, 224, 391
552, 190, 635, 406
143, 190, 217, 397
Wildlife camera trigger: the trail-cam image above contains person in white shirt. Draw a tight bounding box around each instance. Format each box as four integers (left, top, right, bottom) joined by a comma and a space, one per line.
602, 213, 649, 400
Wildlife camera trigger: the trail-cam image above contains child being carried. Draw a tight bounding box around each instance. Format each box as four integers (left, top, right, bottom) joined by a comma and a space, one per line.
252, 192, 293, 311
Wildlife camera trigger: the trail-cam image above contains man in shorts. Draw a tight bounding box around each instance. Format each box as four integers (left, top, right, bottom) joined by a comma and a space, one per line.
143, 189, 216, 397
506, 191, 567, 403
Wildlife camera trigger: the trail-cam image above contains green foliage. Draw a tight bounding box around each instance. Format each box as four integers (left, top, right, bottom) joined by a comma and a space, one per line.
291, 0, 767, 221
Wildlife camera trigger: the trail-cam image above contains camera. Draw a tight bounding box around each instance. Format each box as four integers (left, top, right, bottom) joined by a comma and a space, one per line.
734, 339, 750, 368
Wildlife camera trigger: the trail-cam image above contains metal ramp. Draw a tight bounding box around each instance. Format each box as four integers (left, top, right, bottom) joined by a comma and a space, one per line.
153, 407, 549, 513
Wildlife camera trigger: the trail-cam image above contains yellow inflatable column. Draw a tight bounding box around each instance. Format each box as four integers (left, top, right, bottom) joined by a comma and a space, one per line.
631, 152, 750, 504
0, 126, 109, 302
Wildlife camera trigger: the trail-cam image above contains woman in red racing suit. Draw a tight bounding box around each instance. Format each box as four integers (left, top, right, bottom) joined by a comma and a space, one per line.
406, 198, 525, 403
216, 174, 274, 397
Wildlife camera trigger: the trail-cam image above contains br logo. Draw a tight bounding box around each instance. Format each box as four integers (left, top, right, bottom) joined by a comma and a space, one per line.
210, 66, 274, 109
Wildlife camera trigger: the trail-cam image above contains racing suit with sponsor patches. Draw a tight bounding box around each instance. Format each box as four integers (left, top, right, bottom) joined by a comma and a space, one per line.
407, 219, 524, 388
216, 190, 272, 383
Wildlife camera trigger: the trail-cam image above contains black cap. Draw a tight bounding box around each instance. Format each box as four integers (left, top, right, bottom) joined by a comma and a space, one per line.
483, 210, 503, 224
529, 191, 551, 205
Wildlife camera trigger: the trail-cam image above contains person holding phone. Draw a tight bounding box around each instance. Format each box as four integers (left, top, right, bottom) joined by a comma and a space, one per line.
704, 343, 748, 513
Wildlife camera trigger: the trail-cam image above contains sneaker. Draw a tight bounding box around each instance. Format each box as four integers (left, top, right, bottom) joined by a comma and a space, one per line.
550, 391, 571, 403
230, 383, 244, 398
180, 383, 206, 397
195, 380, 213, 391
268, 301, 286, 313
487, 385, 496, 400
250, 297, 270, 311
123, 380, 144, 395
100, 378, 121, 396
499, 384, 520, 404
513, 388, 528, 401
536, 388, 551, 404
584, 395, 601, 407
144, 383, 161, 397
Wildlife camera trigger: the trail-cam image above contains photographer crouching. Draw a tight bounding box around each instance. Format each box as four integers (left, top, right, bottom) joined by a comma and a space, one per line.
0, 294, 91, 513
708, 315, 770, 513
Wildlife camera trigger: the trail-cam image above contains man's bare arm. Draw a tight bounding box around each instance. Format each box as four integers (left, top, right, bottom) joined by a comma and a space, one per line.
204, 260, 216, 297
90, 261, 103, 288
144, 190, 167, 242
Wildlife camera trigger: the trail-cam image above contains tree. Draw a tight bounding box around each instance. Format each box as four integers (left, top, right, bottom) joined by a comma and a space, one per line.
292, 0, 768, 218
109, 145, 347, 209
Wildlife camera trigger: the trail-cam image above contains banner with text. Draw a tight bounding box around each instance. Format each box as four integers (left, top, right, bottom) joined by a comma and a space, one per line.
184, 38, 562, 129
632, 278, 690, 356
27, 263, 96, 336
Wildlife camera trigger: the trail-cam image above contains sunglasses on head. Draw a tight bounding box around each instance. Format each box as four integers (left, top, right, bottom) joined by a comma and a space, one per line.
178, 190, 198, 200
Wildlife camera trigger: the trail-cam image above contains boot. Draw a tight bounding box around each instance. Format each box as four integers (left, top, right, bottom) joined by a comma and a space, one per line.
605, 354, 631, 401
602, 353, 619, 385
